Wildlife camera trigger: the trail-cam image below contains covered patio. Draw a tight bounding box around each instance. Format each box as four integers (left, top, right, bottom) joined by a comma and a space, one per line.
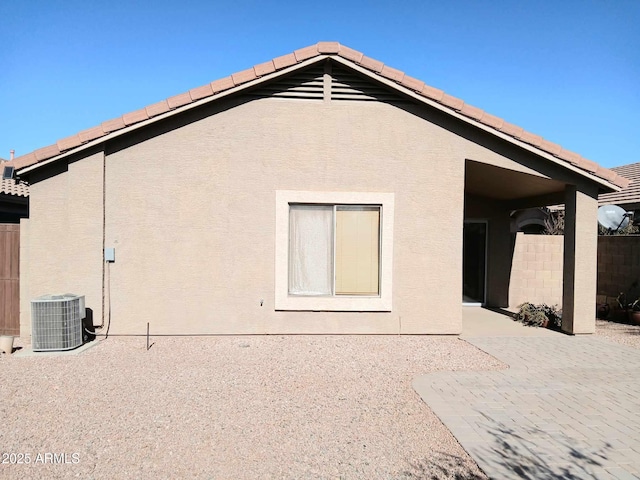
463, 155, 605, 334
462, 306, 559, 337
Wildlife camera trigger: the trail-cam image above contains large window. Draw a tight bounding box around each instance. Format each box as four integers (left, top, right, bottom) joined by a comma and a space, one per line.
289, 205, 380, 296
275, 191, 393, 311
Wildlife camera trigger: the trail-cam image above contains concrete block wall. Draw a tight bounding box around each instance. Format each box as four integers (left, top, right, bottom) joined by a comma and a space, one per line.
597, 236, 640, 302
509, 233, 564, 308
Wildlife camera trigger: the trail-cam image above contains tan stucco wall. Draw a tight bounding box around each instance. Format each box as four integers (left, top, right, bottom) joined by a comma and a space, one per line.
20, 151, 104, 337
562, 185, 598, 334
22, 95, 596, 336
102, 98, 473, 334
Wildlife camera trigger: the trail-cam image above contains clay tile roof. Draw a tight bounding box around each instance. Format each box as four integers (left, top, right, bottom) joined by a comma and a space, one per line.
189, 84, 214, 101
380, 65, 404, 83
539, 139, 563, 156
337, 45, 363, 63
57, 134, 83, 151
359, 55, 384, 73
166, 92, 192, 110
479, 112, 503, 130
294, 45, 319, 62
599, 162, 640, 206
440, 93, 464, 111
273, 53, 297, 70
253, 61, 276, 77
421, 85, 444, 101
231, 67, 257, 86
122, 108, 150, 126
34, 144, 60, 161
399, 75, 425, 92
0, 161, 29, 197
317, 41, 340, 54
498, 122, 524, 139
459, 104, 485, 121
13, 42, 627, 189
210, 76, 235, 93
101, 117, 126, 133
145, 100, 171, 118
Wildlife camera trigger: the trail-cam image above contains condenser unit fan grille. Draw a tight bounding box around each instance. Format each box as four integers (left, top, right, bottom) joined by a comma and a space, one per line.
31, 294, 85, 352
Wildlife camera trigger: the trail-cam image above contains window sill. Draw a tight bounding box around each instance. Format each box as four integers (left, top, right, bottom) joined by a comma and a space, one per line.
274, 294, 392, 312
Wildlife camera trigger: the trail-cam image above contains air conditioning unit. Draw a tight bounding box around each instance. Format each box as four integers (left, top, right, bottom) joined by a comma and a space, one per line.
31, 294, 86, 352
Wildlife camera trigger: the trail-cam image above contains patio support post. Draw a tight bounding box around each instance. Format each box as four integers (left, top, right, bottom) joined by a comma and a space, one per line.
562, 184, 598, 334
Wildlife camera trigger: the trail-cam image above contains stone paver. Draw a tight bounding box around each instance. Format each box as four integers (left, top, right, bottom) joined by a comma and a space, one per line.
413, 334, 640, 479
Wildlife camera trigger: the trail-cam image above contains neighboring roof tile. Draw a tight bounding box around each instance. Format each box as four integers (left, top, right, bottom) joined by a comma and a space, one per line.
599, 162, 640, 206
0, 162, 29, 197
12, 42, 628, 189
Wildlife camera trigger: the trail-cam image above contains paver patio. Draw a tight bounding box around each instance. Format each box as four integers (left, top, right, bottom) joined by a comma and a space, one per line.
413, 309, 640, 479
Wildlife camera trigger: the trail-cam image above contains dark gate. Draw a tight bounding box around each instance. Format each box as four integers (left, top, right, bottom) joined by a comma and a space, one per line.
0, 224, 20, 336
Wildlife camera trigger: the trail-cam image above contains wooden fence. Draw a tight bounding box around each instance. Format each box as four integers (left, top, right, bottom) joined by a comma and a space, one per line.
0, 224, 20, 336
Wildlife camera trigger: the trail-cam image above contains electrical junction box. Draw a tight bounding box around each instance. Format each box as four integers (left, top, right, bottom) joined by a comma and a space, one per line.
104, 248, 115, 262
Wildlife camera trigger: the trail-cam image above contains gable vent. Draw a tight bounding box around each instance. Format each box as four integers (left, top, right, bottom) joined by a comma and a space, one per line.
331, 66, 402, 103
247, 65, 324, 100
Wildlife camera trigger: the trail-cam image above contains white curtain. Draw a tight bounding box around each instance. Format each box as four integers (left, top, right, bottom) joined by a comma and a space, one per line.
289, 205, 333, 295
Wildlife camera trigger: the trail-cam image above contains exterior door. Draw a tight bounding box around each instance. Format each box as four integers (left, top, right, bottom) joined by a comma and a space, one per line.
463, 221, 487, 305
0, 224, 20, 336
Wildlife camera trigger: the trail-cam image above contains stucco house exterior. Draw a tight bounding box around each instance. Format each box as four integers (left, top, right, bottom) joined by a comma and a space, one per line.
11, 42, 628, 338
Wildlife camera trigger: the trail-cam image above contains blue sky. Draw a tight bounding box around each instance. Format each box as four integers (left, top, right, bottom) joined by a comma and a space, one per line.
1, 0, 638, 167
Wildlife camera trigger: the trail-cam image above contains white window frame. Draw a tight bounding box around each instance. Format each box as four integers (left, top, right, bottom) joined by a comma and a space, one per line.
275, 191, 394, 311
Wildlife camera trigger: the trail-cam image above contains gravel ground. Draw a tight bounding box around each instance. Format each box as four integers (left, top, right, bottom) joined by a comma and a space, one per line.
595, 318, 640, 348
0, 335, 504, 480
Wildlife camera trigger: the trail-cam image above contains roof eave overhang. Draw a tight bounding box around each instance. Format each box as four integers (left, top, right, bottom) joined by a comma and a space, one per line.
327, 57, 621, 193
17, 55, 331, 176
16, 53, 622, 193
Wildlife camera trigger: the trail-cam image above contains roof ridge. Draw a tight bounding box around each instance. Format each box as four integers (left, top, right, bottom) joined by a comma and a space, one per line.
11, 42, 629, 189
